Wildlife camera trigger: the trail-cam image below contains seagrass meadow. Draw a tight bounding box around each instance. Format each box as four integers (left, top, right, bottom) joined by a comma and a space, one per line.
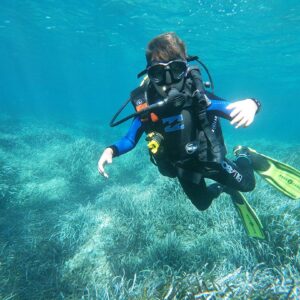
0, 116, 299, 299
1, 0, 300, 299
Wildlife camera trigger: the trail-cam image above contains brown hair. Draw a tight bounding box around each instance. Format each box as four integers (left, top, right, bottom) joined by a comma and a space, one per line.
146, 32, 187, 65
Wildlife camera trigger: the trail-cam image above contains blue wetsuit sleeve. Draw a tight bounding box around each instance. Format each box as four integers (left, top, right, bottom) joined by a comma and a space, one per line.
109, 117, 145, 157
207, 98, 261, 120
207, 99, 233, 120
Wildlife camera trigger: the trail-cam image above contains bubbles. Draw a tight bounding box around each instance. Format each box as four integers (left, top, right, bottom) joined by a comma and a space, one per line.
46, 26, 56, 30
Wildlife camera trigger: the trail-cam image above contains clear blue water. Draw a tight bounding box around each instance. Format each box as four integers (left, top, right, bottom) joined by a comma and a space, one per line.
0, 0, 299, 141
0, 2, 299, 298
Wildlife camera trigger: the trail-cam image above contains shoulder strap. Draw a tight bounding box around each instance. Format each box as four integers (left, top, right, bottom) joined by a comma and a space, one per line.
188, 67, 224, 163
187, 66, 204, 92
130, 77, 150, 108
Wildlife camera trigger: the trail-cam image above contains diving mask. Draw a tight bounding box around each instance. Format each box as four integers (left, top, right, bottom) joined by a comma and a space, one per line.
147, 60, 188, 86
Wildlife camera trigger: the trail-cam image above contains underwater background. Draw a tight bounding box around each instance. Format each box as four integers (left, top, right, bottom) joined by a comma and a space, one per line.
0, 0, 299, 299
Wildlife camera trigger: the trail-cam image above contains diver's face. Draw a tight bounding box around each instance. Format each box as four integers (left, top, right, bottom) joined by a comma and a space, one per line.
147, 59, 187, 97
152, 71, 185, 97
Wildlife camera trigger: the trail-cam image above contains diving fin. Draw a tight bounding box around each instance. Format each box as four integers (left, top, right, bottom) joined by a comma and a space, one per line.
234, 146, 300, 200
227, 189, 265, 239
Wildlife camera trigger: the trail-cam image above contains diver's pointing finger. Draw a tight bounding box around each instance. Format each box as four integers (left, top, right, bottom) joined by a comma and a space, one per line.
226, 102, 237, 110
98, 159, 106, 175
98, 164, 104, 175
98, 164, 109, 178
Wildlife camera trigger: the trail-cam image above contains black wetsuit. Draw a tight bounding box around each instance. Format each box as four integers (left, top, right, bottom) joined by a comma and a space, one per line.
109, 84, 256, 211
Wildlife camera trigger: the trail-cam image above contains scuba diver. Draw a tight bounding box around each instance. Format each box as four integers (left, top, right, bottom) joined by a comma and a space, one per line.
98, 32, 300, 239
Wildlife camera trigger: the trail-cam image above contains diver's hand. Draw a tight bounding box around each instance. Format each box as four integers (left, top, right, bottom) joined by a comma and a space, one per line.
226, 99, 258, 128
98, 148, 113, 178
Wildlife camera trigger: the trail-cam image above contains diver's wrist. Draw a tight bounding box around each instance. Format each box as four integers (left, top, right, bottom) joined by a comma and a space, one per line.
107, 146, 118, 157
250, 98, 261, 114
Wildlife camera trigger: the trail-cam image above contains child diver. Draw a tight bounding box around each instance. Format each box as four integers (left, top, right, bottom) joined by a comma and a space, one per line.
98, 32, 300, 239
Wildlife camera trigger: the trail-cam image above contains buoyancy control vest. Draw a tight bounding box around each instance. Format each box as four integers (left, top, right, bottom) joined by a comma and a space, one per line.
130, 66, 227, 173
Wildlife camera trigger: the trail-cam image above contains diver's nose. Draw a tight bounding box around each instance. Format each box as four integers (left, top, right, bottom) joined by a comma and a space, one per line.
165, 70, 172, 84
